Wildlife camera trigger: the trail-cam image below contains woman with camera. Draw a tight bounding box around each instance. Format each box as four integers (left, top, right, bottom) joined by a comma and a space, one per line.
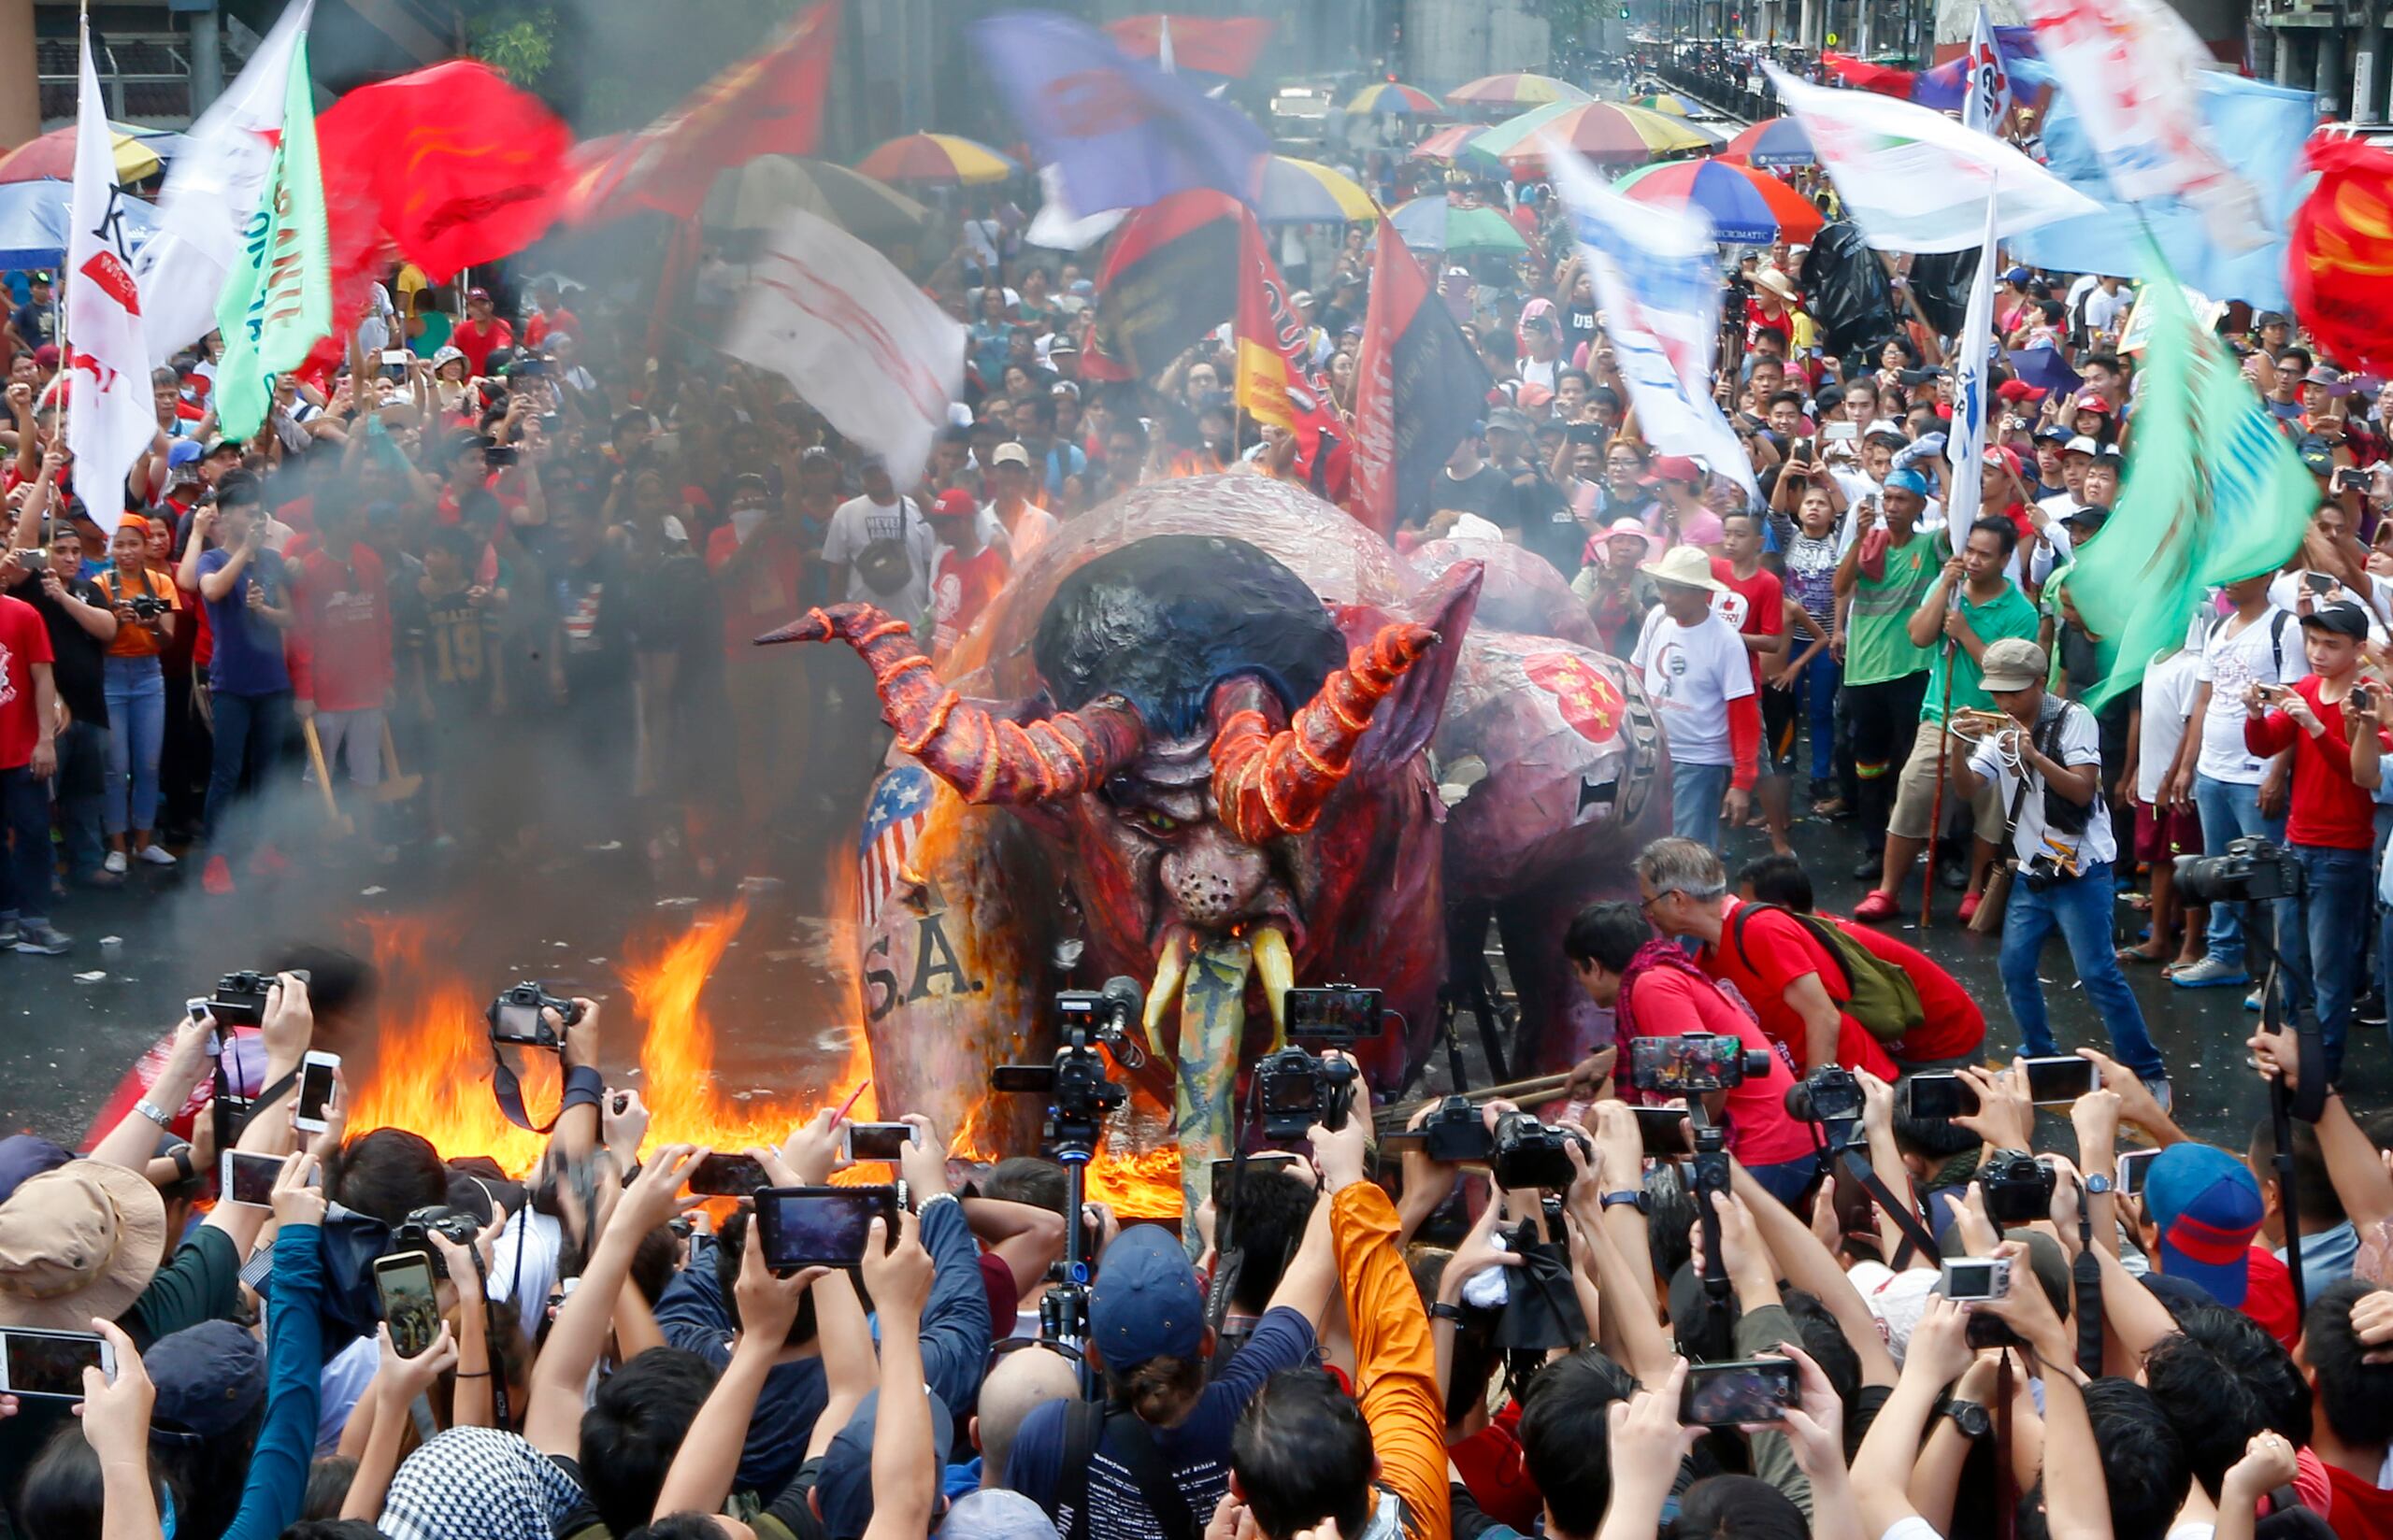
93, 514, 179, 876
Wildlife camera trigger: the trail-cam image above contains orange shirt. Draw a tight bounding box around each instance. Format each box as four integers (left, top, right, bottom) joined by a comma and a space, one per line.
1329, 1182, 1450, 1540
94, 567, 179, 660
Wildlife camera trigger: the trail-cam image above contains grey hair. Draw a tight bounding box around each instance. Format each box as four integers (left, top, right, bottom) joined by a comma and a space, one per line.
1633, 837, 1727, 900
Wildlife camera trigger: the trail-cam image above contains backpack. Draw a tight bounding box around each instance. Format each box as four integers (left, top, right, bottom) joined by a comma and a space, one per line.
1730, 901, 1925, 1044
2206, 606, 2290, 683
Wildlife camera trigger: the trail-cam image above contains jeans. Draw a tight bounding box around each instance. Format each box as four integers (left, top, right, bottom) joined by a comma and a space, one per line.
54, 720, 107, 880
205, 690, 294, 851
1745, 1155, 1818, 1207
2276, 844, 2373, 1083
103, 655, 165, 837
1669, 761, 1731, 851
2000, 860, 2169, 1082
2192, 774, 2285, 970
1800, 650, 1840, 784
0, 763, 52, 925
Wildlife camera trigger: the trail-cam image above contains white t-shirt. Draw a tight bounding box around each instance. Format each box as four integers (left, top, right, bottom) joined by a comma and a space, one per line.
983, 499, 1061, 563
2083, 284, 2128, 336
1969, 697, 2115, 867
1878, 1520, 1946, 1540
2137, 649, 2200, 804
1632, 607, 1755, 767
2194, 605, 2303, 783
823, 493, 939, 627
2269, 569, 2393, 634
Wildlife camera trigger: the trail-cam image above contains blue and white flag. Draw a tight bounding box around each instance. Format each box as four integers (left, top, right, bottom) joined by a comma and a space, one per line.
1962, 7, 2012, 135
1545, 145, 1755, 503
970, 9, 1267, 221
1946, 198, 1999, 528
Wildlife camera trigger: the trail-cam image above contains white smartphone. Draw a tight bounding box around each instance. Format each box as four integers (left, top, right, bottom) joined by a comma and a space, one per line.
294, 1050, 339, 1134
219, 1148, 286, 1208
0, 1328, 114, 1400
2115, 1148, 2162, 1198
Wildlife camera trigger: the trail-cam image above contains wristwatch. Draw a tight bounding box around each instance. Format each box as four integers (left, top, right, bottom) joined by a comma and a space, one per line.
1428, 1301, 1468, 1324
1600, 1190, 1649, 1215
1942, 1400, 1993, 1440
2083, 1173, 2113, 1196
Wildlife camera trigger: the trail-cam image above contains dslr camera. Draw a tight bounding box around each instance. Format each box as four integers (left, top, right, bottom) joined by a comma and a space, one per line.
1629, 1034, 1773, 1095
389, 1205, 482, 1276
1489, 1112, 1592, 1191
127, 593, 166, 620
1254, 1047, 1359, 1140
2173, 835, 2304, 906
210, 968, 307, 1028
2019, 848, 2081, 893
1384, 1095, 1493, 1163
488, 983, 583, 1048
1783, 1065, 1864, 1125
1978, 1148, 2056, 1225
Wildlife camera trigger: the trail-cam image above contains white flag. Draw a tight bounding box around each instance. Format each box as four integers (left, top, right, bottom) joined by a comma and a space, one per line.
1962, 7, 2011, 135
1545, 146, 1757, 503
1945, 198, 1999, 530
1028, 163, 1126, 251
65, 17, 154, 535
132, 0, 313, 366
1766, 64, 2104, 251
725, 208, 966, 491
2021, 0, 2265, 251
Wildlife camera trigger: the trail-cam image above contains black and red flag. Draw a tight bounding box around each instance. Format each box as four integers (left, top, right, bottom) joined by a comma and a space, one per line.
1080, 190, 1244, 382
1351, 219, 1492, 537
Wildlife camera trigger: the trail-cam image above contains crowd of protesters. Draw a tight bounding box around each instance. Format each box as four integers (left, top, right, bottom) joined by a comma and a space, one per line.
9, 35, 2393, 1540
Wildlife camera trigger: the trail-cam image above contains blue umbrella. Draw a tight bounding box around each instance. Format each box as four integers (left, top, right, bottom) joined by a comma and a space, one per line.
1387, 195, 1446, 252
0, 178, 158, 269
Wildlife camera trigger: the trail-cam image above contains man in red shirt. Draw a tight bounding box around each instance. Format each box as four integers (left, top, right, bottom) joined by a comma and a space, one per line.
1635, 836, 1897, 1081
287, 499, 392, 840
2240, 598, 2389, 1084
0, 587, 66, 953
1713, 509, 1789, 853
925, 489, 1009, 661
450, 287, 515, 378
521, 282, 579, 349
2304, 1279, 2393, 1539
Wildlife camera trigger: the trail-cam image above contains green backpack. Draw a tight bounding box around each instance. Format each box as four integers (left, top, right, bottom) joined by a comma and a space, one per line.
1730, 902, 1926, 1044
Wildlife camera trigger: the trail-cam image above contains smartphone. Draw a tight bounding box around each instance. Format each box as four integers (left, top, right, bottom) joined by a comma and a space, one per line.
372, 1253, 441, 1359
1284, 987, 1383, 1038
379, 348, 409, 382
1904, 1072, 1979, 1120
2305, 571, 2337, 596
484, 444, 519, 468
220, 1148, 287, 1207
686, 1152, 770, 1198
1678, 1358, 1800, 1427
989, 1064, 1055, 1094
187, 997, 221, 1059
2020, 1056, 2098, 1105
2115, 1148, 2161, 1198
1939, 1256, 2012, 1303
1792, 437, 1814, 464
0, 1329, 112, 1400
294, 1050, 339, 1134
1634, 1105, 1692, 1156
1822, 421, 1857, 443
752, 1185, 904, 1270
2334, 465, 2370, 493
1209, 1153, 1299, 1193
841, 1121, 922, 1162
2357, 686, 2378, 714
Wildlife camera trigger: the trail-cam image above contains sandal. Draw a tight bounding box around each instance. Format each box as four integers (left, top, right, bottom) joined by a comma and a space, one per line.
2116, 947, 2170, 966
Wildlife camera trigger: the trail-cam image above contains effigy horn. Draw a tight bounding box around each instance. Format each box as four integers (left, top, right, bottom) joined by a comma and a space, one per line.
1207, 621, 1439, 842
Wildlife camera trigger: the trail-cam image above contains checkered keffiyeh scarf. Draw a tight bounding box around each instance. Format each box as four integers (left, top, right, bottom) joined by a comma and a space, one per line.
379, 1428, 584, 1540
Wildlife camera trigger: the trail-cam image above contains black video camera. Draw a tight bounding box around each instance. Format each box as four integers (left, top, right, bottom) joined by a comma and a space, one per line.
2173, 835, 2303, 906
1383, 1095, 1493, 1163
1784, 1065, 1864, 1125
1978, 1148, 2056, 1226
488, 983, 582, 1048
1629, 1034, 1773, 1095
389, 1205, 483, 1276
1254, 1047, 1359, 1140
991, 980, 1142, 1152
1489, 1112, 1592, 1191
210, 968, 308, 1027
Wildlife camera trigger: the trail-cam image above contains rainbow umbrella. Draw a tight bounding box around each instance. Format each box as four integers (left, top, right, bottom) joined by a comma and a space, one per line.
1612, 159, 1824, 245
1406, 124, 1507, 178
1346, 81, 1445, 117
1388, 197, 1526, 257
1630, 92, 1706, 117
1446, 73, 1593, 107
1473, 101, 1713, 165
1256, 156, 1379, 224
855, 133, 1016, 187
1719, 117, 1815, 169
0, 124, 163, 185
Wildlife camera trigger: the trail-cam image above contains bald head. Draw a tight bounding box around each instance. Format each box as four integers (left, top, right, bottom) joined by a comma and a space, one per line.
974, 1346, 1082, 1487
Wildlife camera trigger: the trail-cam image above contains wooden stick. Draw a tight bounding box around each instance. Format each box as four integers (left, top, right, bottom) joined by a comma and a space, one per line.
1375, 1071, 1573, 1128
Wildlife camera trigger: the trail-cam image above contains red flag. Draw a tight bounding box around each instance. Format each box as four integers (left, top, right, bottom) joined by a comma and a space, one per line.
564, 1, 839, 222
1820, 51, 1920, 98
2289, 136, 2393, 378
1351, 220, 1490, 536
1079, 190, 1245, 382
1103, 14, 1276, 77
1230, 207, 1346, 498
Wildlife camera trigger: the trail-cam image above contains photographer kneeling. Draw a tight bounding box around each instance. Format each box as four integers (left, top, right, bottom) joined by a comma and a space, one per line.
1952, 638, 2172, 1104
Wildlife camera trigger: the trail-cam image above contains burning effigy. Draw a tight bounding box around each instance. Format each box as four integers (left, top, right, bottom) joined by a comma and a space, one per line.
767, 475, 1668, 1219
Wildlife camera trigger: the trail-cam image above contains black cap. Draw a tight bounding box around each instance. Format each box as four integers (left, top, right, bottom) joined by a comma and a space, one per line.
2300, 599, 2372, 639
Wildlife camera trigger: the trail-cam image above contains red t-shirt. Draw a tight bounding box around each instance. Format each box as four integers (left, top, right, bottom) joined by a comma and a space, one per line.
451, 318, 515, 378
1449, 1402, 1542, 1533
523, 307, 579, 348
931, 545, 1009, 657
0, 592, 55, 770
2326, 1461, 2393, 1540
1816, 911, 1986, 1063
1712, 559, 1784, 685
2244, 677, 2392, 850
1620, 967, 1813, 1166
2236, 1244, 2301, 1349
1701, 898, 1899, 1081
704, 522, 809, 653
287, 544, 394, 712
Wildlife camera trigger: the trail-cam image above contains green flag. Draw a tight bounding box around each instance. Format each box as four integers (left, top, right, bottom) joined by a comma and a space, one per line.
213, 35, 329, 442
2067, 257, 2315, 710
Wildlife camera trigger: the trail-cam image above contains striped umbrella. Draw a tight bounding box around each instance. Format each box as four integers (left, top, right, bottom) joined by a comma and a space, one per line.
855, 133, 1016, 187
1612, 159, 1824, 245
1346, 81, 1445, 117
1406, 124, 1507, 178
1256, 156, 1380, 224
1719, 117, 1816, 169
1630, 92, 1706, 117
0, 123, 163, 185
1473, 101, 1714, 165
1446, 73, 1593, 107
1388, 197, 1526, 256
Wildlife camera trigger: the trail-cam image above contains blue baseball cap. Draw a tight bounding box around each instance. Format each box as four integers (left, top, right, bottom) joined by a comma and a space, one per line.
814, 1387, 956, 1540
2145, 1143, 2263, 1306
166, 438, 204, 468
147, 1319, 265, 1438
0, 1135, 71, 1204
1089, 1224, 1206, 1367
1884, 467, 1931, 497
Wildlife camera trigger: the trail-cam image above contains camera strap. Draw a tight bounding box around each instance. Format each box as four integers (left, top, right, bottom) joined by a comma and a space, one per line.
2073, 1187, 2104, 1380
1996, 1351, 2015, 1540
1062, 1400, 1198, 1540
1834, 1145, 1937, 1266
